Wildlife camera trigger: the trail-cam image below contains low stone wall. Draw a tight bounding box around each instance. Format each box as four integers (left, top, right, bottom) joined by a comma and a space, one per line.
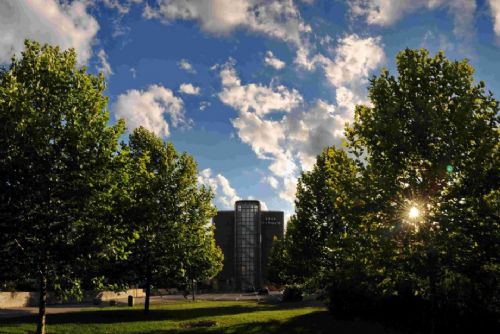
0, 292, 36, 308
98, 289, 145, 301
0, 289, 145, 308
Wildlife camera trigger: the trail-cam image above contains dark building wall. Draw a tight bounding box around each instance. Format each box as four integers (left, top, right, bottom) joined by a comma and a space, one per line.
213, 202, 284, 291
213, 211, 234, 290
260, 211, 285, 284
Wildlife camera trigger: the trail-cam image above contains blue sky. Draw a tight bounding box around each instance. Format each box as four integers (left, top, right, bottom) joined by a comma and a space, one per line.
2, 0, 500, 218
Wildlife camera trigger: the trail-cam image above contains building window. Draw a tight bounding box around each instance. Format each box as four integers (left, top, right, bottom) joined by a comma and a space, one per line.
235, 202, 258, 290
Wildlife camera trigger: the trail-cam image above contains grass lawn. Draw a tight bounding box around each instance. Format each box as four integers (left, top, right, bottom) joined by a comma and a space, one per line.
0, 300, 401, 334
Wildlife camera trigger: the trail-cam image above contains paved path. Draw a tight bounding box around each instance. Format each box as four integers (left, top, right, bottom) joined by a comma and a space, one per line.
0, 293, 282, 319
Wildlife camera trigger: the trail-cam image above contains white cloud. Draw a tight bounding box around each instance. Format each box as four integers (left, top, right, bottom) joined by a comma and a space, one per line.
179, 83, 201, 95
230, 110, 291, 174
96, 49, 113, 77
218, 61, 346, 204
264, 51, 286, 70
283, 100, 347, 170
112, 84, 189, 137
292, 36, 385, 167
316, 34, 385, 120
219, 60, 302, 117
0, 0, 99, 65
488, 0, 500, 37
102, 0, 130, 15
348, 0, 476, 39
198, 168, 241, 209
259, 200, 269, 211
263, 176, 279, 189
217, 36, 385, 205
320, 35, 384, 88
294, 44, 322, 70
199, 101, 211, 111
279, 177, 298, 204
143, 0, 311, 47
100, 0, 143, 15
178, 58, 196, 73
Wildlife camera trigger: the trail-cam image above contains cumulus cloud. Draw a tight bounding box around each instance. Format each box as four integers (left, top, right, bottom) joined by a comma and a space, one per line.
178, 58, 196, 73
218, 60, 355, 203
96, 49, 113, 77
101, 0, 130, 15
198, 168, 241, 209
348, 0, 476, 39
219, 59, 302, 117
488, 0, 500, 37
217, 35, 385, 204
284, 100, 347, 170
264, 51, 286, 70
179, 83, 201, 95
0, 0, 99, 65
143, 0, 311, 47
218, 59, 301, 179
320, 35, 384, 88
279, 177, 298, 204
263, 176, 279, 189
314, 35, 385, 130
112, 84, 190, 137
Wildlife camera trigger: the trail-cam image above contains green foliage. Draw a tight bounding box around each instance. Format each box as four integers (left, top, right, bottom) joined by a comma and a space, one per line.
0, 40, 129, 333
344, 49, 499, 318
282, 284, 304, 302
114, 126, 222, 308
0, 39, 127, 291
275, 147, 360, 284
267, 237, 293, 285
277, 49, 500, 332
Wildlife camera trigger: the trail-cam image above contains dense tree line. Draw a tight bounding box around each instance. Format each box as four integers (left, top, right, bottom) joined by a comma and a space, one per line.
0, 41, 223, 334
270, 49, 499, 333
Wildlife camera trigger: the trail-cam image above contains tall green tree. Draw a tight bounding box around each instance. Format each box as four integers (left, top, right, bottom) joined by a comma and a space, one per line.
277, 49, 499, 331
180, 183, 223, 300
273, 147, 359, 285
120, 127, 221, 312
0, 41, 127, 334
344, 49, 499, 330
181, 219, 223, 300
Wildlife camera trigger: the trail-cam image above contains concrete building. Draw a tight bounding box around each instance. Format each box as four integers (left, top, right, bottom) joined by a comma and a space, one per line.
213, 200, 284, 291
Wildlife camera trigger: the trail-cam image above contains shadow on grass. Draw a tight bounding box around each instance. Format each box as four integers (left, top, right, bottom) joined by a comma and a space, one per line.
148, 310, 400, 334
0, 302, 400, 334
0, 304, 273, 326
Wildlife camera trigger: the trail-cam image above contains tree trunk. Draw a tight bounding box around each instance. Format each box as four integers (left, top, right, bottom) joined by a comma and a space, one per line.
429, 273, 436, 334
37, 271, 47, 334
428, 247, 437, 334
191, 279, 195, 301
144, 266, 151, 314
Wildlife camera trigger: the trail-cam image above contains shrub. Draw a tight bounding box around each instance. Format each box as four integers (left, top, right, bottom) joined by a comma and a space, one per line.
282, 284, 303, 302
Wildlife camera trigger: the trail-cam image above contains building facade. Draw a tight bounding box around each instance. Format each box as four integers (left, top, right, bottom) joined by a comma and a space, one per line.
213, 200, 284, 291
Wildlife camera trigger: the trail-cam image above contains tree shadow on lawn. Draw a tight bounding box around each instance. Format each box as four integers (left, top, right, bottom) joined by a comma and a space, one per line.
148, 310, 401, 334
0, 303, 291, 326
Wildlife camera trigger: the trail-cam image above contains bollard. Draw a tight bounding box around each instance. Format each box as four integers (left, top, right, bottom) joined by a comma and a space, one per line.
128, 295, 134, 307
